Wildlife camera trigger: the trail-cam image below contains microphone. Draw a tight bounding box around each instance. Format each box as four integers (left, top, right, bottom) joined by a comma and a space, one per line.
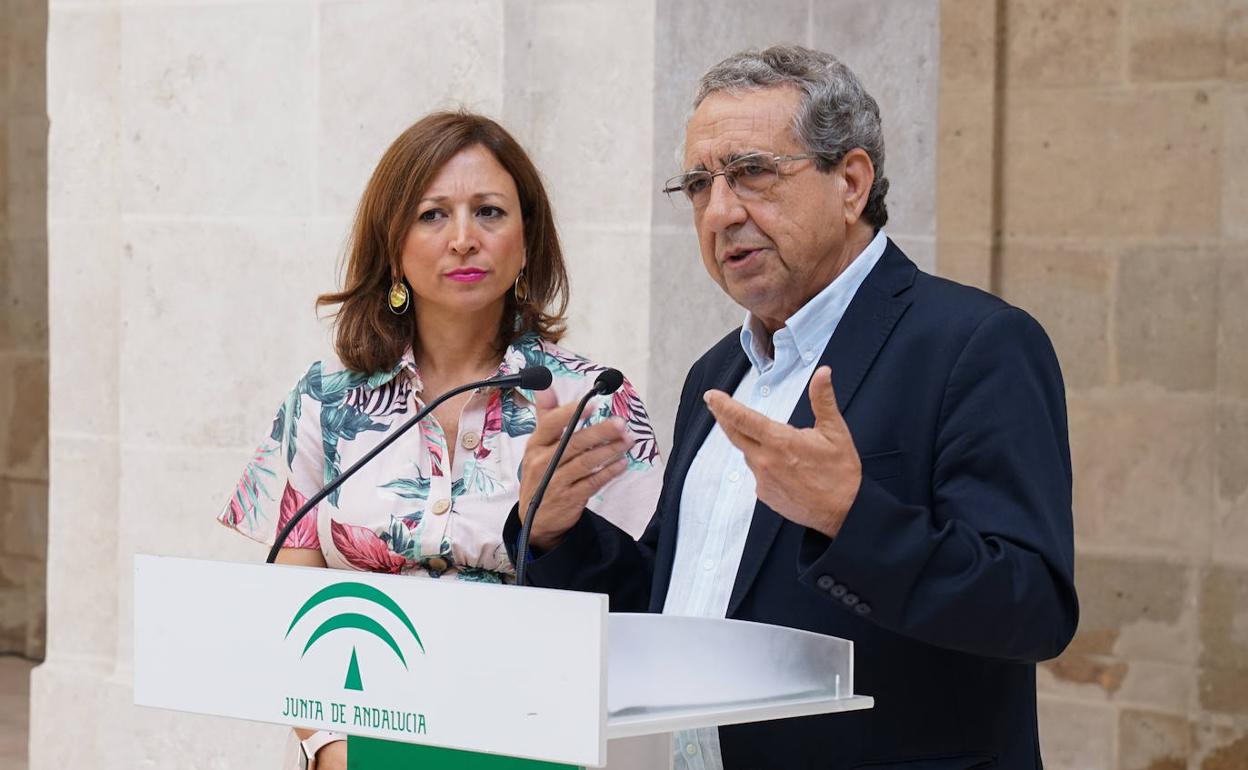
514, 368, 624, 586
266, 365, 553, 563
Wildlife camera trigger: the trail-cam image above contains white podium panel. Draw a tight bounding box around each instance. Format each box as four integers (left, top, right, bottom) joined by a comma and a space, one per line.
134, 555, 609, 767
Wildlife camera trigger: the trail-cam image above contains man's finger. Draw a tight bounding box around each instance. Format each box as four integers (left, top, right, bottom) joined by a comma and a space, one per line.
531, 398, 598, 445
704, 390, 772, 443
808, 366, 847, 429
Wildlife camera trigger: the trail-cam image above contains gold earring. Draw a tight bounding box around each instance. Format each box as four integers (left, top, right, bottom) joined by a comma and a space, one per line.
513, 271, 530, 304
388, 280, 410, 315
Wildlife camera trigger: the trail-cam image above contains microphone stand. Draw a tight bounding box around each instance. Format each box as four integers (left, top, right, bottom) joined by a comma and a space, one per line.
514, 369, 624, 586
266, 366, 553, 564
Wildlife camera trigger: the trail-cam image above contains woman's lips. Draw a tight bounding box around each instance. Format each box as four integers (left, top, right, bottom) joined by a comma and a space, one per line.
446, 269, 488, 283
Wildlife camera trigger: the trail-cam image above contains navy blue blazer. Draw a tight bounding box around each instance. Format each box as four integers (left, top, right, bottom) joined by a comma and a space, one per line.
506, 240, 1078, 769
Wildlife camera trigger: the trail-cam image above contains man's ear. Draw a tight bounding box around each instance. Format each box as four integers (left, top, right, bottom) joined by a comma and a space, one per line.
840, 148, 875, 226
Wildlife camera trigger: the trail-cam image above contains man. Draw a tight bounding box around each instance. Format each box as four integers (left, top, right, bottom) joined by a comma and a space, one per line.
509, 45, 1077, 769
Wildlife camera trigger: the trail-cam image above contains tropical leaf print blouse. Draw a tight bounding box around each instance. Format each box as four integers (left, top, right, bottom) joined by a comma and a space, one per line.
217, 332, 664, 582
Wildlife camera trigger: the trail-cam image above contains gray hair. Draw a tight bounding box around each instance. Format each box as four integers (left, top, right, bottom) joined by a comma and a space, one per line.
694, 44, 889, 229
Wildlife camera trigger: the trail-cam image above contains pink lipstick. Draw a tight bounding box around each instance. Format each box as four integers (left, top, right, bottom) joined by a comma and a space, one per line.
446, 268, 488, 283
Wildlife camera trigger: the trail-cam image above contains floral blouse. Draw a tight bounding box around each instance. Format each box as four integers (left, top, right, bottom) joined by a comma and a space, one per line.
217, 332, 664, 582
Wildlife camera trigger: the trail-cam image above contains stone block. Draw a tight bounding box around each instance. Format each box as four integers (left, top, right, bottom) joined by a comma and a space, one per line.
936, 86, 997, 241
1039, 653, 1196, 713
1219, 250, 1248, 397
44, 436, 118, 661
557, 225, 653, 398
999, 243, 1113, 390
941, 0, 998, 89
503, 0, 654, 229
46, 6, 120, 220
1068, 392, 1214, 559
46, 220, 119, 437
1037, 696, 1116, 770
1193, 719, 1248, 768
935, 238, 993, 292
814, 0, 940, 239
1215, 402, 1248, 568
0, 477, 47, 561
317, 0, 503, 217
119, 3, 314, 216
1231, 0, 1248, 79
891, 234, 935, 274
1066, 554, 1197, 664
1199, 566, 1248, 714
1005, 0, 1124, 87
0, 353, 48, 479
1002, 87, 1222, 239
1116, 244, 1219, 392
6, 0, 47, 116
0, 236, 49, 353
1119, 709, 1191, 770
1225, 89, 1248, 240
1127, 0, 1227, 82
4, 114, 49, 241
117, 220, 337, 450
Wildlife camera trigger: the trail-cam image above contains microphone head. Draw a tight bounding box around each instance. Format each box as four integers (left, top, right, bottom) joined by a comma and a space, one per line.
592, 368, 625, 396
518, 366, 553, 391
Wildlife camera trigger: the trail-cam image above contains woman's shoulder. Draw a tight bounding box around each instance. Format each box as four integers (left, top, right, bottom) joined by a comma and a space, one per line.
283, 349, 411, 403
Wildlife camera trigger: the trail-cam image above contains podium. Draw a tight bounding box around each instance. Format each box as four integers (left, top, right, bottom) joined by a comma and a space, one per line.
133, 555, 872, 769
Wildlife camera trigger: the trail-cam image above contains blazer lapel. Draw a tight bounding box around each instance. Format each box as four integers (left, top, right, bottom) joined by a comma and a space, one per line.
725, 240, 916, 617
649, 343, 751, 611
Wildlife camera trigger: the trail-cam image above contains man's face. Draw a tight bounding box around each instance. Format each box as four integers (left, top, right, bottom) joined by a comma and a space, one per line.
683, 86, 853, 332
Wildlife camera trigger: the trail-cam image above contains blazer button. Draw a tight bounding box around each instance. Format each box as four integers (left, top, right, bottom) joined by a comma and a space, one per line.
854, 602, 872, 616
830, 584, 848, 599
816, 575, 835, 591
461, 431, 481, 450
432, 498, 451, 515
843, 593, 859, 607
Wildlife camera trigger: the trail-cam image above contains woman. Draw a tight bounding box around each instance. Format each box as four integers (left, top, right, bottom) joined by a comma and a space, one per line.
217, 112, 663, 769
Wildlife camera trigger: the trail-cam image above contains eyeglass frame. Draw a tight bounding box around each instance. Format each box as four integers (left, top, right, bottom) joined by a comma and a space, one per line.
661, 152, 822, 207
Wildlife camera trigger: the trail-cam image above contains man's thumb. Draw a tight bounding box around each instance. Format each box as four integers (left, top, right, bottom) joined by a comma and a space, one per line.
809, 366, 843, 423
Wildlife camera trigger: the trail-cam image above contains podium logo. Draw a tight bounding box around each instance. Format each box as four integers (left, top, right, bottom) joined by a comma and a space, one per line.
286, 582, 425, 692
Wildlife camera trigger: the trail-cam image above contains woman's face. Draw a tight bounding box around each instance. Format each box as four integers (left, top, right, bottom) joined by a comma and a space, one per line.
401, 144, 526, 321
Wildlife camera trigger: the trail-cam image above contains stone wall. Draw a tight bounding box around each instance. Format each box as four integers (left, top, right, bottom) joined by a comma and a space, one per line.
0, 0, 48, 661
939, 0, 1248, 766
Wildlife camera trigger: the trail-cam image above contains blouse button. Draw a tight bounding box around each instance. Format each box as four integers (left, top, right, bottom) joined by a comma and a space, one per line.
431, 498, 452, 516
461, 431, 481, 450
426, 557, 448, 573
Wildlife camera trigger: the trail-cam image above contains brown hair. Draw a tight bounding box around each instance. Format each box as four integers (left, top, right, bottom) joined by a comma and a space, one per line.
317, 111, 569, 374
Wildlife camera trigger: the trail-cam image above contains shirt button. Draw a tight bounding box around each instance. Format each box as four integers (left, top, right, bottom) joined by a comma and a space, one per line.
426, 557, 448, 572
431, 498, 451, 516
759, 385, 771, 397
701, 559, 715, 571
684, 743, 698, 756
728, 470, 741, 483
461, 431, 480, 450
803, 352, 815, 363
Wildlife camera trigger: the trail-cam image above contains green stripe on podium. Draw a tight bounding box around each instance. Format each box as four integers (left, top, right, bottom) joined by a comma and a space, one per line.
348, 736, 583, 769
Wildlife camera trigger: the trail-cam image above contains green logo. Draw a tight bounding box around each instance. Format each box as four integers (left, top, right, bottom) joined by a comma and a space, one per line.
286, 582, 425, 692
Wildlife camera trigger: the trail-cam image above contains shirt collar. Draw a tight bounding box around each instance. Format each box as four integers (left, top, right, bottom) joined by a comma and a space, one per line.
363, 331, 543, 405
739, 229, 889, 372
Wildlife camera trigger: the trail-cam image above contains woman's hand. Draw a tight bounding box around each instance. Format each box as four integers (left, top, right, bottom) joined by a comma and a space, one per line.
312, 740, 346, 770
518, 390, 632, 551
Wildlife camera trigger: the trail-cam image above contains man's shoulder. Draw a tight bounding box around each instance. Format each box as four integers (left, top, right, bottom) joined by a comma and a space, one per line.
904, 267, 1055, 362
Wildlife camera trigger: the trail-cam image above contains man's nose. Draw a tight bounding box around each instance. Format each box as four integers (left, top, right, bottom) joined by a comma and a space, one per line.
699, 174, 748, 233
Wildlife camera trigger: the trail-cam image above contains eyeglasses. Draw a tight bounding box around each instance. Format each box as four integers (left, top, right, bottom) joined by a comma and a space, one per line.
661, 153, 819, 208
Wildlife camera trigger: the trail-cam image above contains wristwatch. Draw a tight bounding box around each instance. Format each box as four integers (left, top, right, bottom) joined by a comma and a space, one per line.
298, 731, 345, 770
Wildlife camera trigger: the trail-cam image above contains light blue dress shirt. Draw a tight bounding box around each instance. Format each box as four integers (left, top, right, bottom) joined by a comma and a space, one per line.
664, 230, 888, 770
